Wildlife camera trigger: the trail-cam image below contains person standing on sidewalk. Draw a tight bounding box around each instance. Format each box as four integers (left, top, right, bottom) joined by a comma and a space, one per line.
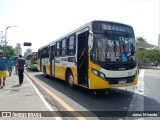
13, 56, 18, 75
7, 58, 14, 76
0, 50, 8, 87
17, 55, 25, 85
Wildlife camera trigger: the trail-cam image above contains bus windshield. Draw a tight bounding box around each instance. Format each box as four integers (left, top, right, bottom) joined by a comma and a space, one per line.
91, 33, 136, 62
31, 55, 37, 64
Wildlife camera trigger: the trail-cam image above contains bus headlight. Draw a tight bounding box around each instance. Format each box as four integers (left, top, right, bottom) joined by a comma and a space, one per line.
92, 69, 98, 75
99, 72, 105, 79
92, 68, 106, 80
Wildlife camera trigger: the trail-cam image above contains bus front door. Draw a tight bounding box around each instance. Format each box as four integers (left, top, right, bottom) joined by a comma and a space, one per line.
50, 45, 55, 76
77, 31, 89, 86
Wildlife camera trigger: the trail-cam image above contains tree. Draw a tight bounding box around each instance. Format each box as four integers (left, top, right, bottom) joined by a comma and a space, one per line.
0, 45, 4, 52
137, 50, 147, 61
0, 45, 15, 59
137, 49, 160, 66
146, 49, 160, 62
136, 36, 147, 43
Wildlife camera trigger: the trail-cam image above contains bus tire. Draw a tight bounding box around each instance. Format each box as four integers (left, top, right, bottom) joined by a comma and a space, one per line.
66, 71, 75, 89
43, 66, 47, 77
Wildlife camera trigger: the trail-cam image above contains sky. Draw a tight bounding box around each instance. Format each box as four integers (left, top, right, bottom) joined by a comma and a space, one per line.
0, 0, 159, 54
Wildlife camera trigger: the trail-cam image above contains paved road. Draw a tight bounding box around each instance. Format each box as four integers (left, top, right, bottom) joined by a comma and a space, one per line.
144, 69, 160, 111
25, 69, 160, 120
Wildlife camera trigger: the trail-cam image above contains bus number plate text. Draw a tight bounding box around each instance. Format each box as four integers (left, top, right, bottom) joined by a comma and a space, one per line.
119, 80, 126, 84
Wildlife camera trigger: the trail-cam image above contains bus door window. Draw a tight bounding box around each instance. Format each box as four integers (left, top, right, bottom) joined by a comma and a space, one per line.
56, 41, 61, 57
51, 45, 55, 59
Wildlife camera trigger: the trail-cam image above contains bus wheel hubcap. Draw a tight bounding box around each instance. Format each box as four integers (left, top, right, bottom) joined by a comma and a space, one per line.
68, 75, 73, 85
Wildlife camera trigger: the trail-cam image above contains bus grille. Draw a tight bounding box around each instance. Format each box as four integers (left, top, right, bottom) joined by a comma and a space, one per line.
106, 76, 135, 85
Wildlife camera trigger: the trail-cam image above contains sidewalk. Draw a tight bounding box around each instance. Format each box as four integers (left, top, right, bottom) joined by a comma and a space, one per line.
139, 65, 160, 70
0, 70, 60, 120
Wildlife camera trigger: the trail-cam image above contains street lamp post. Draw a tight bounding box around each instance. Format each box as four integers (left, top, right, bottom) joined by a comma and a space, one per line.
4, 26, 17, 57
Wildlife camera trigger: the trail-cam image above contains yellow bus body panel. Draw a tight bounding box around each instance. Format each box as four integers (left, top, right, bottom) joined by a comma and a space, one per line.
38, 58, 138, 90
54, 66, 77, 84
45, 64, 50, 75
88, 59, 138, 89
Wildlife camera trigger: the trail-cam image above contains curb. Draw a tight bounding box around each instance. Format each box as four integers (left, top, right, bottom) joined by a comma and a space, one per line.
139, 66, 160, 70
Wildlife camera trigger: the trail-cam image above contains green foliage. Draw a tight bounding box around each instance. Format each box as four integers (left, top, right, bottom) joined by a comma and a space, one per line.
137, 50, 147, 61
137, 49, 160, 62
136, 36, 147, 43
0, 45, 4, 52
146, 49, 160, 62
6, 45, 15, 59
0, 45, 15, 59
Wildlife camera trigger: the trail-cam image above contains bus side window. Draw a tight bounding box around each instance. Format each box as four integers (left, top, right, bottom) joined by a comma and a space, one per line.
62, 39, 67, 57
68, 35, 76, 56
42, 47, 48, 58
56, 41, 62, 57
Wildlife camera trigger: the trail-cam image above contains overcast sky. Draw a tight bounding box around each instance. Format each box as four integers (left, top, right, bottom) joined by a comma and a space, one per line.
0, 0, 159, 54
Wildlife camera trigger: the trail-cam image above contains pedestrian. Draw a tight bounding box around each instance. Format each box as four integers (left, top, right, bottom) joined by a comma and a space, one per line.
13, 56, 18, 75
0, 50, 7, 87
7, 58, 14, 76
17, 55, 25, 85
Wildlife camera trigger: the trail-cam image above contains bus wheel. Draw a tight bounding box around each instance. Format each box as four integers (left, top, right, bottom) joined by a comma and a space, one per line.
67, 71, 75, 89
43, 67, 47, 77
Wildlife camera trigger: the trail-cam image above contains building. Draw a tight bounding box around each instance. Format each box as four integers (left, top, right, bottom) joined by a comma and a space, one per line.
14, 43, 22, 56
24, 48, 32, 57
158, 34, 160, 50
136, 42, 158, 50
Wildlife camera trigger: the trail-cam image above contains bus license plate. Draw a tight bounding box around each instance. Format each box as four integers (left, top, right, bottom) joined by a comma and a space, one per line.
119, 80, 126, 84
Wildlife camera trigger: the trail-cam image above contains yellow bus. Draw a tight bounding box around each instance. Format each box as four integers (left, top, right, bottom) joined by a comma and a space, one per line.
37, 20, 138, 90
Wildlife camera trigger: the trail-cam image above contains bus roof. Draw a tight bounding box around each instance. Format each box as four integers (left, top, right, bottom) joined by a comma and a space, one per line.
38, 20, 133, 50
38, 21, 91, 50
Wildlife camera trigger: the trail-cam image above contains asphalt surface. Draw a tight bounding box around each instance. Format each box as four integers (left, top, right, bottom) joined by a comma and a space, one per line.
0, 69, 60, 120
25, 68, 160, 120
144, 69, 160, 111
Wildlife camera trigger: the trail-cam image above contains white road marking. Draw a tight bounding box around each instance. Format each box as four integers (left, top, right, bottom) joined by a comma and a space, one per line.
136, 69, 145, 94
125, 69, 145, 120
24, 74, 62, 120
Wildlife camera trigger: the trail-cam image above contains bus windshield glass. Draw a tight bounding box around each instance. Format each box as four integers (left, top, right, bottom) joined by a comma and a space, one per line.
91, 33, 136, 62
32, 55, 37, 64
